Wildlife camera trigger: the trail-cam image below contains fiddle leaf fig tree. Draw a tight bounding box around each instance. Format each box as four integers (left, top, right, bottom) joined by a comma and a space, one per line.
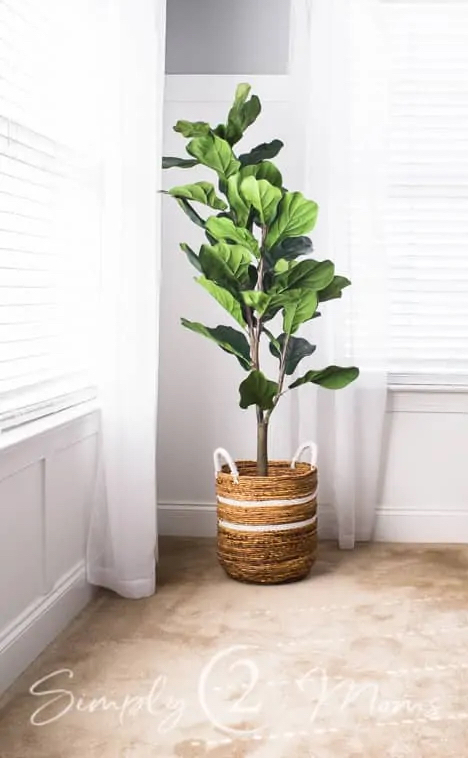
163, 84, 359, 477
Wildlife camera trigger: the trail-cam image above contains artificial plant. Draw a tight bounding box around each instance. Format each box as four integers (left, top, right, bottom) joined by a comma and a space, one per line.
163, 83, 359, 476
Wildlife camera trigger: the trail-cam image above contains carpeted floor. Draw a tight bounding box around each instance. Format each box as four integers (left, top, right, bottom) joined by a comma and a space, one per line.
1, 538, 468, 757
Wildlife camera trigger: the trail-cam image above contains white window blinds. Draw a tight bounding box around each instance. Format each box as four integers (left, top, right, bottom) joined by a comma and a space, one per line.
0, 0, 101, 430
383, 0, 468, 383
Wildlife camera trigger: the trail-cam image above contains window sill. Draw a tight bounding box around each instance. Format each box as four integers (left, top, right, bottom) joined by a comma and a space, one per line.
389, 383, 468, 394
388, 373, 468, 393
0, 399, 100, 453
388, 386, 468, 414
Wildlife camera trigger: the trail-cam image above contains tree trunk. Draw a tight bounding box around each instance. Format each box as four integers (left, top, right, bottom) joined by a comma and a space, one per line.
257, 415, 269, 476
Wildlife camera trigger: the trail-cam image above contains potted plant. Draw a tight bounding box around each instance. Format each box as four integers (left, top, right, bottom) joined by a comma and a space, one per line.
163, 84, 359, 584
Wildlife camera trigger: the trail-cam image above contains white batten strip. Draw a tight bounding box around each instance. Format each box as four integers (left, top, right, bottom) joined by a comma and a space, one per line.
218, 516, 317, 533
217, 488, 318, 509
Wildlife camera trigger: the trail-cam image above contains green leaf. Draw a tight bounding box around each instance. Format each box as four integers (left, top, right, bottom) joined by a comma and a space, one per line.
263, 327, 281, 352
274, 259, 289, 274
206, 216, 259, 256
282, 290, 319, 335
220, 113, 242, 147
174, 120, 211, 138
262, 286, 317, 326
162, 156, 198, 169
286, 259, 335, 292
266, 193, 319, 250
186, 134, 240, 179
225, 83, 261, 145
168, 182, 227, 211
239, 370, 278, 410
247, 264, 258, 289
196, 277, 246, 327
241, 291, 271, 316
180, 243, 202, 272
238, 95, 261, 130
233, 82, 251, 103
226, 174, 251, 227
200, 243, 251, 288
199, 245, 239, 292
318, 275, 351, 302
267, 236, 313, 265
176, 198, 206, 228
240, 176, 282, 225
181, 319, 251, 370
269, 334, 317, 375
240, 161, 283, 188
213, 124, 227, 140
269, 260, 300, 295
215, 242, 252, 282
262, 298, 284, 323
289, 366, 360, 390
239, 140, 284, 166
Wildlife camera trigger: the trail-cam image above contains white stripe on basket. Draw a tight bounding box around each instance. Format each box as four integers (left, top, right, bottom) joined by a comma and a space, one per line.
217, 488, 318, 509
218, 515, 317, 533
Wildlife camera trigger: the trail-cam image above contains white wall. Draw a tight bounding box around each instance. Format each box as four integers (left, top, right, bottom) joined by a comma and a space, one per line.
0, 410, 98, 695
376, 390, 468, 541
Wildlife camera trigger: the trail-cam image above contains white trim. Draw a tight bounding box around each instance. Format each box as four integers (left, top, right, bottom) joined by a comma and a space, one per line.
373, 508, 468, 544
158, 503, 217, 537
164, 75, 291, 103
0, 561, 95, 697
0, 401, 100, 455
217, 489, 317, 508
388, 389, 468, 415
389, 379, 468, 393
218, 515, 317, 533
0, 387, 97, 434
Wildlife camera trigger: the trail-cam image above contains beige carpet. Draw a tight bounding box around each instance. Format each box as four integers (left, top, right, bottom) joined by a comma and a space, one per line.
1, 538, 468, 757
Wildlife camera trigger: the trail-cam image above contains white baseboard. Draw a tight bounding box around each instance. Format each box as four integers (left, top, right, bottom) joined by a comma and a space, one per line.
158, 503, 218, 537
373, 508, 468, 543
158, 502, 468, 544
158, 502, 337, 539
0, 561, 95, 697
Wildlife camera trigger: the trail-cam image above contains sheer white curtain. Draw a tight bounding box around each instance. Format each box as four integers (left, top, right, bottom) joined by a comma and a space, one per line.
295, 0, 389, 547
86, 0, 166, 597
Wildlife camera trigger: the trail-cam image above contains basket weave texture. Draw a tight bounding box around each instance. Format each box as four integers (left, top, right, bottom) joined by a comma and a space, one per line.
216, 460, 317, 584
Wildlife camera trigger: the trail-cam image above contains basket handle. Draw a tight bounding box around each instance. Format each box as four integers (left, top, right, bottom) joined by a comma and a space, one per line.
213, 447, 239, 484
291, 440, 318, 469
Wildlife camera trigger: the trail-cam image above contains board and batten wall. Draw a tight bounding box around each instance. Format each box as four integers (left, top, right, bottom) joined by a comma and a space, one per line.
0, 409, 99, 695
158, 1, 468, 541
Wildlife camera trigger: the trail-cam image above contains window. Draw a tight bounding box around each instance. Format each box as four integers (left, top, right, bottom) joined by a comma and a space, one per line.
383, 0, 468, 384
165, 0, 291, 75
0, 1, 101, 430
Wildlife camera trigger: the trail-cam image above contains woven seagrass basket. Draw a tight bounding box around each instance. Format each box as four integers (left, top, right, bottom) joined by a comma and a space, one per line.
214, 442, 318, 584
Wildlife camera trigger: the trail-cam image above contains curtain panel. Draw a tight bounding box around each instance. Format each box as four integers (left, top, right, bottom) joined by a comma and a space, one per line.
86, 0, 166, 597
294, 0, 390, 547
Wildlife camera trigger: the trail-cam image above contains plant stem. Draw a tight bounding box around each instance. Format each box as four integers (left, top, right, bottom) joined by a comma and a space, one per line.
257, 414, 268, 476
265, 334, 290, 424
245, 308, 256, 365
254, 225, 269, 475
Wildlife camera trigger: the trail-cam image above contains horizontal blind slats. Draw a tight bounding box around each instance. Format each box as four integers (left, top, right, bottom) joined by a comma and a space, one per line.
0, 0, 101, 429
376, 1, 468, 376
0, 323, 58, 342
0, 366, 83, 393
